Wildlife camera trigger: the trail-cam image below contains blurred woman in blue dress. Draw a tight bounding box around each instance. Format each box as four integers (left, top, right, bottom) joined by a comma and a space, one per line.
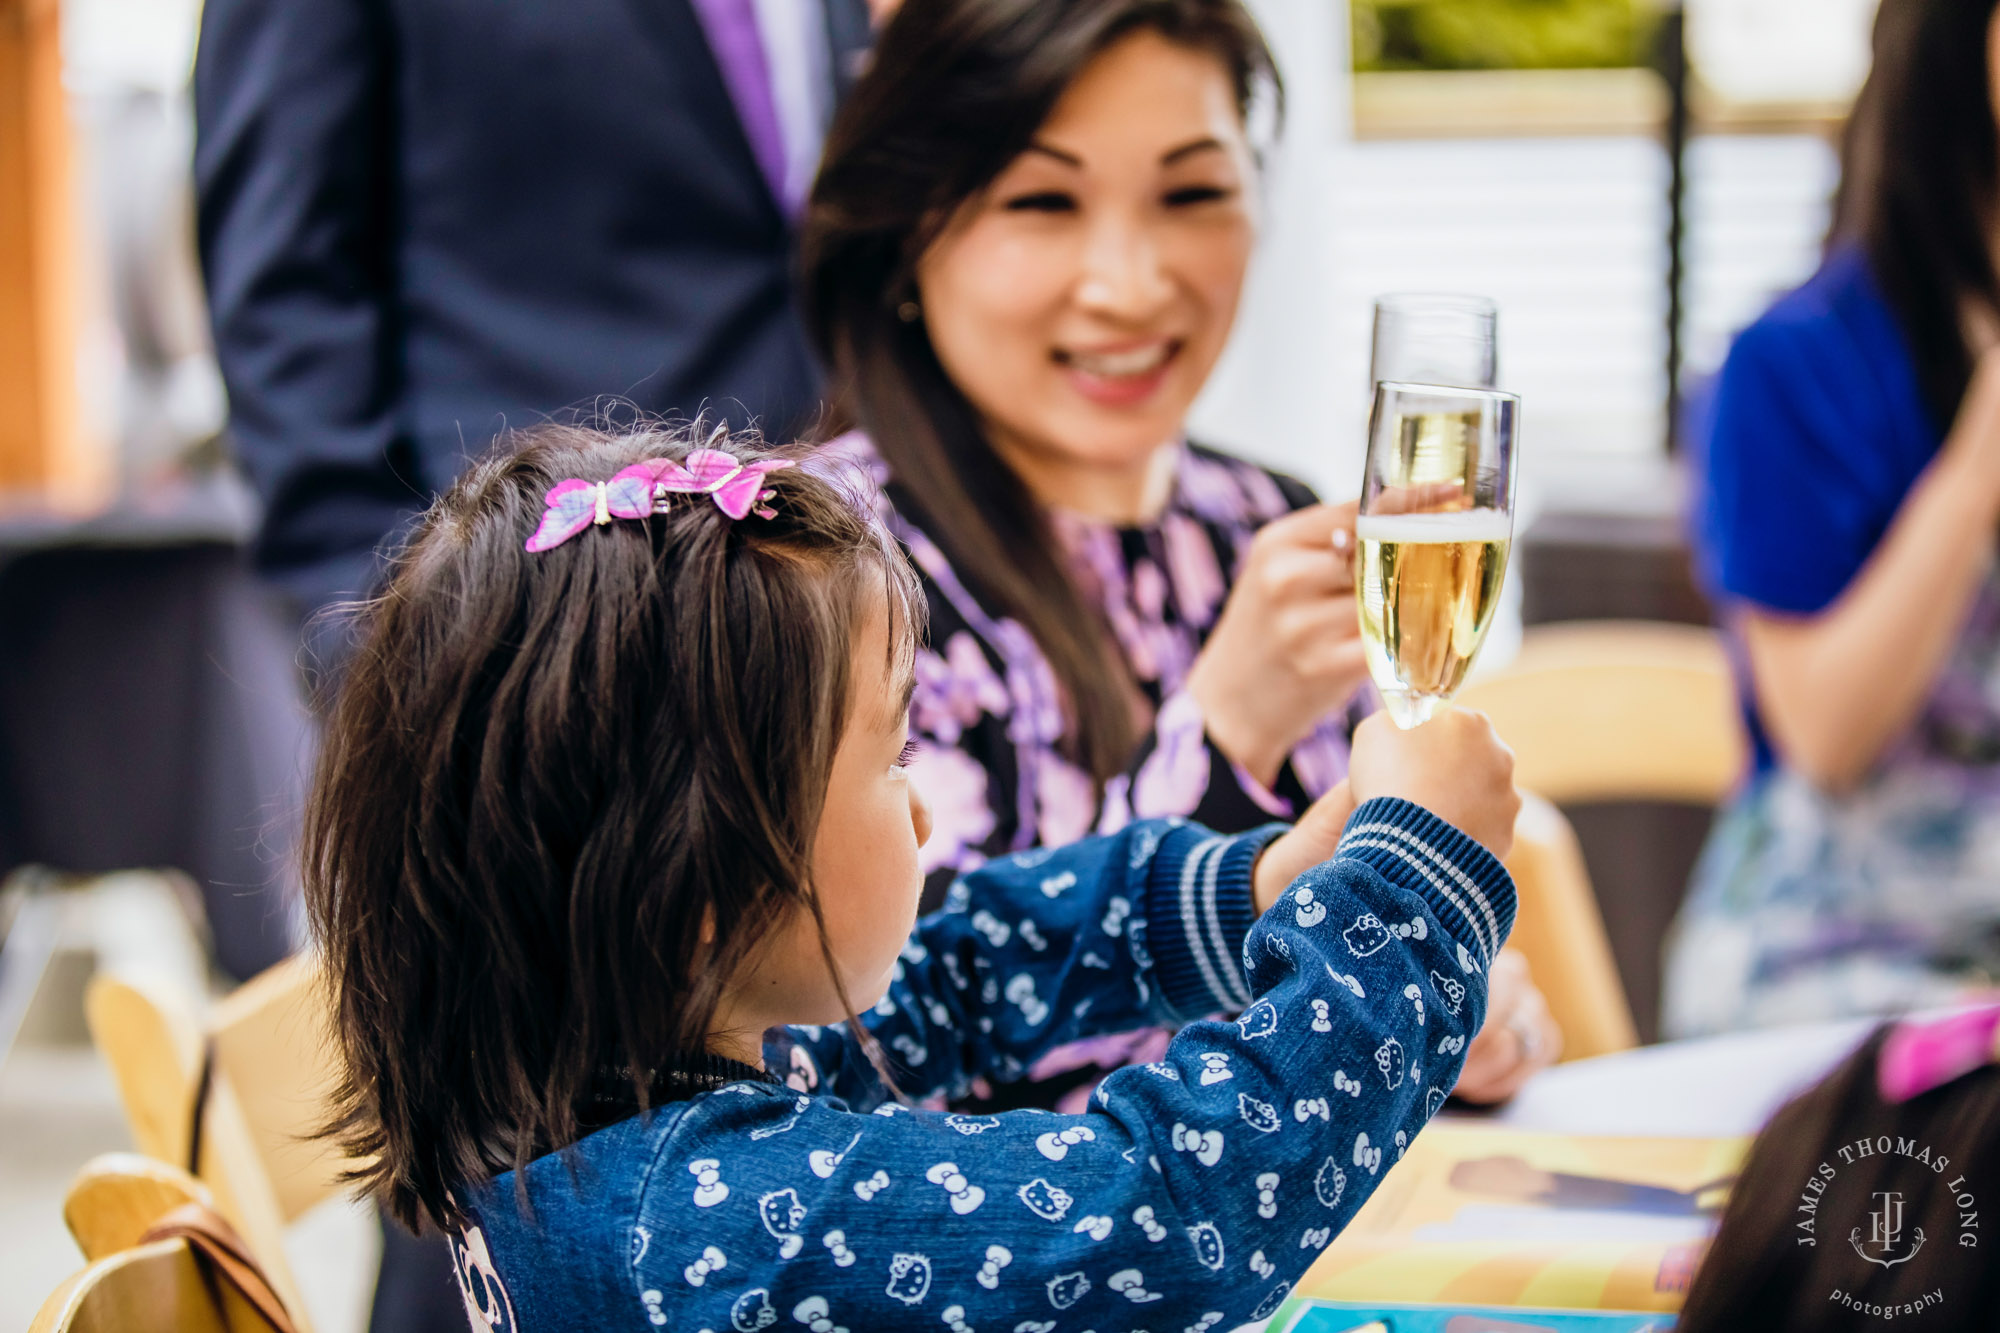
1666, 0, 2000, 1035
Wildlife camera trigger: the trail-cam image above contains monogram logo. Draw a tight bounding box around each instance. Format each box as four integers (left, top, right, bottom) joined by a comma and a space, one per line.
1850, 1190, 1926, 1268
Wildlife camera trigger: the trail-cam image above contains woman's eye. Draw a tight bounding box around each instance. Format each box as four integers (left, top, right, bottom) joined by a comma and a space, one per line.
1002, 191, 1076, 214
1164, 185, 1233, 207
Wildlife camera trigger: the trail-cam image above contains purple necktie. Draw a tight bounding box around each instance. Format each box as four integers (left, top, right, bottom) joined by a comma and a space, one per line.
688, 0, 789, 208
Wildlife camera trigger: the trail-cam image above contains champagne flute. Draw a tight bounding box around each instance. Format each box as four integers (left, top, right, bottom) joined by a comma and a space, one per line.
1356, 382, 1520, 729
1370, 293, 1498, 389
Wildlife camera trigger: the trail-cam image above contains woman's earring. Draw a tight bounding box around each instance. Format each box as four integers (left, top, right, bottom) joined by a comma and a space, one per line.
897, 300, 922, 323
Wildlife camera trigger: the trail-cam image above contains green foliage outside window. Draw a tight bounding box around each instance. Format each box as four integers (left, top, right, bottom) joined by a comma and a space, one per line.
1352, 0, 1660, 72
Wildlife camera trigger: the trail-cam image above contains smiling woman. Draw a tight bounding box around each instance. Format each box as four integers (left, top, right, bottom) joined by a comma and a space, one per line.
801, 0, 1561, 1111
913, 29, 1258, 512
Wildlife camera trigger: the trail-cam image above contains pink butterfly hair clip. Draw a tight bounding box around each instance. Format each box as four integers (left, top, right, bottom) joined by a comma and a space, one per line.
649, 448, 795, 519
1878, 999, 2000, 1103
523, 449, 795, 553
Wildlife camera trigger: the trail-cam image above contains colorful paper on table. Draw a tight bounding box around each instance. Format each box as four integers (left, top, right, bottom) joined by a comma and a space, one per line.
1290, 1124, 1746, 1312
1268, 1297, 1676, 1332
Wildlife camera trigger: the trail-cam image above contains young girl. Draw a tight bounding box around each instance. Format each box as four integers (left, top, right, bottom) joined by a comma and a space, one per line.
305, 423, 1521, 1331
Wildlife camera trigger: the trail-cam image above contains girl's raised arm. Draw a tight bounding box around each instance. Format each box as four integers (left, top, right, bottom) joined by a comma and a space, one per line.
774, 814, 1284, 1105
661, 797, 1515, 1330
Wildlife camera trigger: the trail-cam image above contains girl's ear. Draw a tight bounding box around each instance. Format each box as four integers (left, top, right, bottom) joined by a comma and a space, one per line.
698, 905, 716, 946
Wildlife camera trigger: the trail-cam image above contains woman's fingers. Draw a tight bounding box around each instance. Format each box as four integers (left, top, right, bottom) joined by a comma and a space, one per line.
1256, 502, 1348, 547
1256, 542, 1354, 602
1275, 600, 1367, 686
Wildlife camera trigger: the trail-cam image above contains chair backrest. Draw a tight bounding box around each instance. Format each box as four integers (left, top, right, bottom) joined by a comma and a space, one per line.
1502, 793, 1640, 1060
29, 1240, 285, 1333
1457, 620, 1745, 805
85, 957, 341, 1331
31, 1155, 291, 1333
64, 1153, 210, 1261
208, 954, 350, 1222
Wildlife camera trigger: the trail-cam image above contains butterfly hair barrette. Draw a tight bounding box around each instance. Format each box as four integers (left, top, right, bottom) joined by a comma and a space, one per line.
1878, 999, 2000, 1103
525, 449, 795, 552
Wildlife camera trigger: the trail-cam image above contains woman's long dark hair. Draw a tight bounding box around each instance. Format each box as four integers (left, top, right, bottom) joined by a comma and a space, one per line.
802, 0, 1278, 783
1834, 0, 2000, 430
303, 423, 921, 1230
1677, 1026, 2000, 1331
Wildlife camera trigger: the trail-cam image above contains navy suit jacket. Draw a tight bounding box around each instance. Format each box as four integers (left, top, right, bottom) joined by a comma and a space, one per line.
195, 0, 870, 610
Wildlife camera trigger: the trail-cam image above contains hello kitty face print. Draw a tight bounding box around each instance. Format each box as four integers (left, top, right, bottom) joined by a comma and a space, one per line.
759, 1189, 807, 1258
884, 1254, 931, 1305
729, 1289, 777, 1331
450, 1224, 517, 1332
1016, 1178, 1074, 1222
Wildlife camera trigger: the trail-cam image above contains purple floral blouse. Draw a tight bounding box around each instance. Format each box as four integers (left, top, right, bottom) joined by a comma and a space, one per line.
821, 434, 1362, 1111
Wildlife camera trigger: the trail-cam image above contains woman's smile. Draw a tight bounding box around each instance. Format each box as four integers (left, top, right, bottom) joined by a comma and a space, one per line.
1054, 337, 1185, 407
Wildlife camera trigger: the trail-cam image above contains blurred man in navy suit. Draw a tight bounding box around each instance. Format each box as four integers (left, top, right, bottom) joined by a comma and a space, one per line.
193, 3, 869, 1326
196, 0, 871, 630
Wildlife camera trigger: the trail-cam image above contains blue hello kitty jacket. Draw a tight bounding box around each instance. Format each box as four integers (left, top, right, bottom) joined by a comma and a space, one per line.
452, 798, 1515, 1332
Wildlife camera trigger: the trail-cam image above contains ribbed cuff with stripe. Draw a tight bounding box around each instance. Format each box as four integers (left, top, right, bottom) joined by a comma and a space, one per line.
1144, 823, 1287, 1022
1334, 797, 1517, 968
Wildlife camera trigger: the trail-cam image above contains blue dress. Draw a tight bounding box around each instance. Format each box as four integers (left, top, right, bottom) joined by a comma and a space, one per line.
1664, 246, 2000, 1036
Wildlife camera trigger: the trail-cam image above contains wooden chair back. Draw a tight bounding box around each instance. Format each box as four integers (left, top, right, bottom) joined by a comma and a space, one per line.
1458, 620, 1744, 805
1502, 793, 1640, 1060
29, 1241, 285, 1333
64, 1153, 209, 1261
30, 1155, 291, 1333
1458, 620, 1744, 1055
85, 955, 344, 1331
209, 955, 350, 1221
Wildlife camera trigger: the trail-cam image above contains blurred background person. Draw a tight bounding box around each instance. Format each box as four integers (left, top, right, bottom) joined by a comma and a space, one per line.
1665, 0, 2000, 1037
195, 0, 872, 660
803, 0, 1560, 1112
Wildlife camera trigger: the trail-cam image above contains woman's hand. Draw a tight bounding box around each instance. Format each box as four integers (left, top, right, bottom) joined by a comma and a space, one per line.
1252, 709, 1518, 913
1452, 948, 1562, 1103
1187, 502, 1368, 788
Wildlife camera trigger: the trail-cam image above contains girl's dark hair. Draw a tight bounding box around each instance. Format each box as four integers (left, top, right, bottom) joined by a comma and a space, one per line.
1833, 0, 2000, 430
802, 0, 1278, 783
1678, 1025, 2000, 1331
303, 423, 922, 1230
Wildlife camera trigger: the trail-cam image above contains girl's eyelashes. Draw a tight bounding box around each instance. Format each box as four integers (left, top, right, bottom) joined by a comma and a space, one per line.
896, 739, 922, 769
1001, 190, 1076, 214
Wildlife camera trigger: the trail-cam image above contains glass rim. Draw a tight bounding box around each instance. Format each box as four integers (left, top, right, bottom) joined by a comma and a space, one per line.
1372, 380, 1519, 407
1371, 291, 1499, 317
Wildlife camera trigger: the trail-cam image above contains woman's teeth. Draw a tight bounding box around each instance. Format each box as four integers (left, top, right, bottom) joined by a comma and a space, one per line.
1064, 344, 1171, 377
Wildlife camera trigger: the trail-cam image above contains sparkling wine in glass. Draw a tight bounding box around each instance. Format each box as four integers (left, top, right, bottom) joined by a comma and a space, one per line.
1356, 381, 1520, 729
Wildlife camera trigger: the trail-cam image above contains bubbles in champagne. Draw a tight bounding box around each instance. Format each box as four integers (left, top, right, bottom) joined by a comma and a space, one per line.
1355, 510, 1513, 729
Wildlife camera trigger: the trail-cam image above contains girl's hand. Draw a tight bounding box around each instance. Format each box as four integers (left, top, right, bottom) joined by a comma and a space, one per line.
1346, 709, 1518, 859
1252, 778, 1356, 915
1251, 708, 1518, 912
1452, 948, 1562, 1103
1187, 502, 1367, 787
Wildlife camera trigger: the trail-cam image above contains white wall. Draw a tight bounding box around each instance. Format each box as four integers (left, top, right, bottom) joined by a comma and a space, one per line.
1186, 0, 1357, 499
